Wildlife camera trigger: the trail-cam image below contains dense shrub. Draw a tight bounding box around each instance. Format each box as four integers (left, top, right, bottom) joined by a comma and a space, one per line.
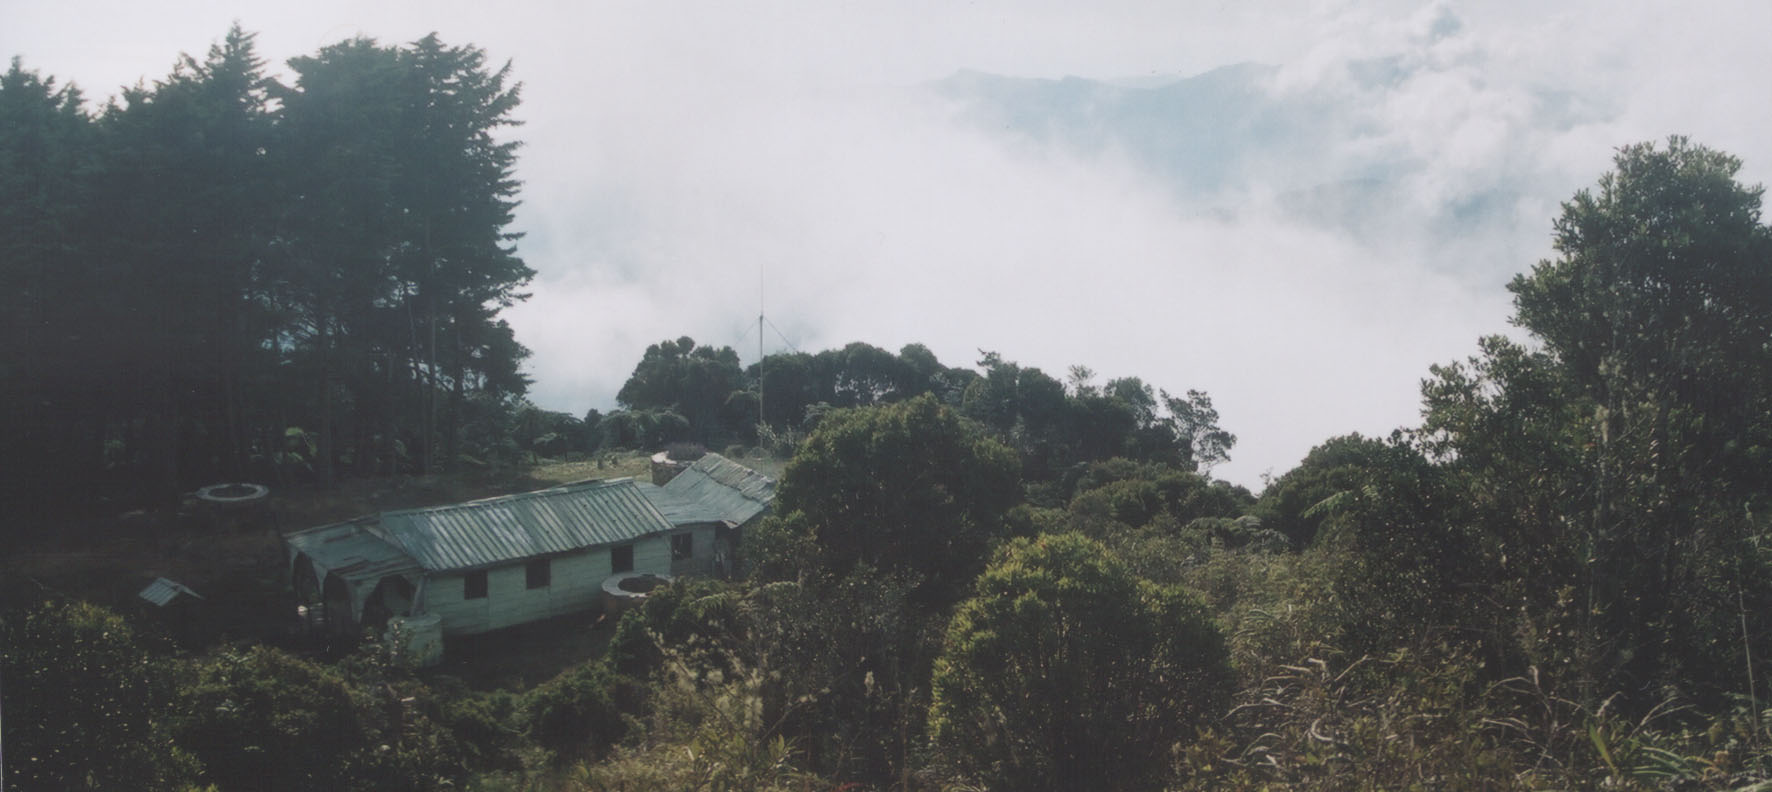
929, 533, 1232, 791
746, 573, 942, 782
0, 600, 197, 791
607, 577, 743, 678
429, 677, 525, 774
173, 645, 368, 790
174, 643, 476, 791
523, 661, 634, 761
766, 394, 1021, 606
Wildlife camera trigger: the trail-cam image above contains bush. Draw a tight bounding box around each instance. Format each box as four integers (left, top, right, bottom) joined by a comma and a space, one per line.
607, 577, 743, 678
174, 645, 366, 791
429, 677, 524, 774
746, 573, 941, 783
0, 600, 197, 791
175, 643, 474, 791
572, 646, 812, 792
929, 533, 1232, 791
769, 394, 1021, 606
523, 661, 634, 761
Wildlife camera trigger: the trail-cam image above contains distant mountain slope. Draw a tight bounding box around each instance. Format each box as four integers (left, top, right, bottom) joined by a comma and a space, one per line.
926, 60, 1596, 267
934, 63, 1334, 196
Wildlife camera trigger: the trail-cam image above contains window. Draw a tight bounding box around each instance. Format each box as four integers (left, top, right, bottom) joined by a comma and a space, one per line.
463, 570, 488, 600
611, 544, 634, 573
526, 558, 551, 589
671, 533, 693, 561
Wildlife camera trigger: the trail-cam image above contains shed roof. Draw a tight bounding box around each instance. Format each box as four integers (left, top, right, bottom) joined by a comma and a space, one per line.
138, 577, 203, 607
379, 478, 674, 572
653, 453, 775, 526
287, 517, 424, 587
638, 483, 727, 525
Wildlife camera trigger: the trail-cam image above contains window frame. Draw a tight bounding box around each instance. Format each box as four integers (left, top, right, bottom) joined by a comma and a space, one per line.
463, 569, 488, 600
525, 558, 551, 589
671, 532, 693, 561
611, 544, 635, 574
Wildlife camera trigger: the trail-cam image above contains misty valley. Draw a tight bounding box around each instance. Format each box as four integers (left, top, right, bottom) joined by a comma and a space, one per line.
7, 22, 1772, 792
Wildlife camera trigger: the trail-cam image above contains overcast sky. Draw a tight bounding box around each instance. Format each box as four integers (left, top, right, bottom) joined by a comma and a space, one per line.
8, 1, 1771, 487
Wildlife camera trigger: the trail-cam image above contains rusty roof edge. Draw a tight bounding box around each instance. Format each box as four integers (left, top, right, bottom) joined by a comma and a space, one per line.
286, 514, 379, 540
378, 477, 639, 519
294, 478, 689, 575
378, 478, 677, 573
687, 455, 776, 500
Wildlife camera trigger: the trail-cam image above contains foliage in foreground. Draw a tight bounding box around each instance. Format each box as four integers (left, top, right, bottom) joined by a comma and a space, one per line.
521, 660, 634, 762
929, 533, 1232, 791
0, 600, 198, 791
760, 393, 1022, 605
561, 647, 811, 792
173, 642, 501, 791
13, 135, 1772, 792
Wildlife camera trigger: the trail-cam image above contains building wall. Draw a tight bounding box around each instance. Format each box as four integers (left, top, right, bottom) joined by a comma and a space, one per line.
668, 524, 718, 577
633, 534, 671, 578
423, 534, 675, 636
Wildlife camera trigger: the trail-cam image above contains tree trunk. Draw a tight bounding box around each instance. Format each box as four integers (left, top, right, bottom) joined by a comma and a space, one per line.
317, 318, 336, 489
155, 296, 182, 518
426, 287, 439, 475
445, 319, 464, 470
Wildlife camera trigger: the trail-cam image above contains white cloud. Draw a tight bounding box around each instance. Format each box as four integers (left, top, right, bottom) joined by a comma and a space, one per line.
507, 77, 1511, 486
9, 0, 1772, 487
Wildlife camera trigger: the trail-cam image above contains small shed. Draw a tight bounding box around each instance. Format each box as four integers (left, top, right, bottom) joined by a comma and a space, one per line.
138, 577, 205, 643
139, 577, 203, 607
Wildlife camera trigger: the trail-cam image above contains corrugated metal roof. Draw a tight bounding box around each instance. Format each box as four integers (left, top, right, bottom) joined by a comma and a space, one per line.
287, 518, 424, 586
379, 478, 674, 572
138, 577, 202, 607
654, 453, 775, 526
637, 483, 727, 525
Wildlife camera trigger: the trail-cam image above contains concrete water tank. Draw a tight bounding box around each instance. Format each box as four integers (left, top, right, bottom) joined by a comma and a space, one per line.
602, 571, 672, 616
388, 612, 444, 667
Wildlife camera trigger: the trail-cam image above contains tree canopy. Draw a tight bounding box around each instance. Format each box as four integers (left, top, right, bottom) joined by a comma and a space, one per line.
1415, 137, 1772, 705
0, 27, 533, 519
615, 336, 747, 445
762, 394, 1020, 603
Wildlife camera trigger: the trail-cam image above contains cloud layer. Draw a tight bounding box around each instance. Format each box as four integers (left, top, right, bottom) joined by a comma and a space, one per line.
9, 1, 1772, 486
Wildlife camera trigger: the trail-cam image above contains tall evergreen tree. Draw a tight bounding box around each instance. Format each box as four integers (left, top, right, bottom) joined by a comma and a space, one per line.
0, 26, 534, 522
97, 24, 279, 503
272, 32, 531, 479
0, 58, 99, 520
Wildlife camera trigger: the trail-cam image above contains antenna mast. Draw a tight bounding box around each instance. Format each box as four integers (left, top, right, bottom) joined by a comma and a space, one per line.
758, 309, 766, 429
758, 269, 766, 430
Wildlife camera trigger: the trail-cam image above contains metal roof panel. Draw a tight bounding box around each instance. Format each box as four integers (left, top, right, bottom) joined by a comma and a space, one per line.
656, 453, 776, 526
138, 577, 202, 607
287, 518, 424, 585
378, 478, 674, 571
